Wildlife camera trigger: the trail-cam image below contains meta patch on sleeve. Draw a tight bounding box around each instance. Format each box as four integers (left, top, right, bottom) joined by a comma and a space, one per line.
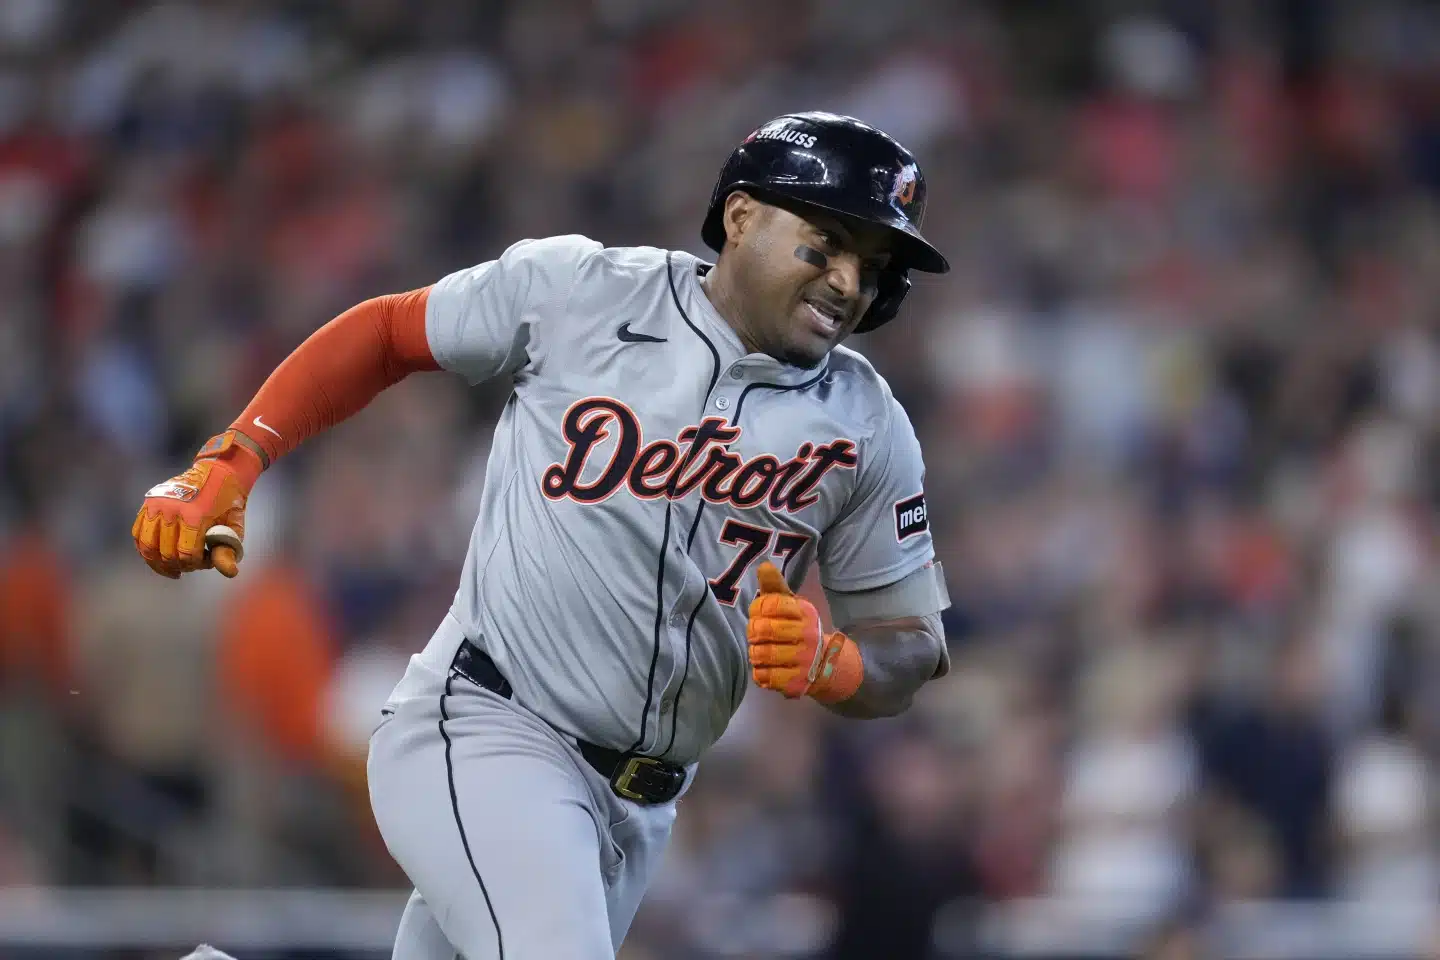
894, 493, 929, 541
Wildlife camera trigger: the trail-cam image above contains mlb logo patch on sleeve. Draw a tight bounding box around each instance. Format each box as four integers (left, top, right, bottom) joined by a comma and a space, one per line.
894, 493, 928, 541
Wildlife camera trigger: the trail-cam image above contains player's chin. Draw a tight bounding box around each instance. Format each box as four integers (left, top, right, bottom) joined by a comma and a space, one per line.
783, 304, 846, 365
775, 331, 832, 368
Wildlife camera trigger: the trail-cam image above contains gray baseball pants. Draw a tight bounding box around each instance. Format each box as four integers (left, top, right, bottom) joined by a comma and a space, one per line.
368, 665, 681, 959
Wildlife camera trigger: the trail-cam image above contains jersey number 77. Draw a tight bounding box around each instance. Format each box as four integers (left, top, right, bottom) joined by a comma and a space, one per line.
709, 519, 810, 605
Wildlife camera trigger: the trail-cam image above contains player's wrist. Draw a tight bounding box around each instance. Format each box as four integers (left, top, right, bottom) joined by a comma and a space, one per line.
193, 429, 266, 492
808, 631, 863, 704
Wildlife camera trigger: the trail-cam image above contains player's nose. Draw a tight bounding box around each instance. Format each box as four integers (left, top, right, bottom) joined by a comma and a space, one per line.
823, 251, 863, 303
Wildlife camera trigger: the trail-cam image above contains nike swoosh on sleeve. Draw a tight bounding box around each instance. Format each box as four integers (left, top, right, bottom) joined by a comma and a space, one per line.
252, 415, 283, 439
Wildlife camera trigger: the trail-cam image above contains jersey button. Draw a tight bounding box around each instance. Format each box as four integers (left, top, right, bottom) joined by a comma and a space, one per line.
715, 396, 730, 410
659, 697, 674, 714
730, 368, 744, 380
669, 612, 684, 626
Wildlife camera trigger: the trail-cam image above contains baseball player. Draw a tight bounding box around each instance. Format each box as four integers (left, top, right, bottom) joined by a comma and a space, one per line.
133, 112, 952, 959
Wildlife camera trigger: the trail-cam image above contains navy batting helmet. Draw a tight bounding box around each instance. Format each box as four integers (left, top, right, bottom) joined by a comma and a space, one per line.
701, 112, 949, 333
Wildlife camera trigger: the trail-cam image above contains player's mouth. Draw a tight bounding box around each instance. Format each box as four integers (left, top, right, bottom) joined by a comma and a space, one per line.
801, 297, 849, 338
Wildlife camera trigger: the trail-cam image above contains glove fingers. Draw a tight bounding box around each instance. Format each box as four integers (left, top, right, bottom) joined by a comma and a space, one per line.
134, 510, 180, 576
760, 667, 806, 690
752, 665, 807, 697
176, 550, 207, 573
748, 642, 803, 667
159, 516, 194, 577
135, 509, 162, 553
157, 514, 181, 563
175, 522, 207, 570
748, 592, 806, 620
145, 555, 181, 580
134, 532, 179, 579
747, 617, 807, 644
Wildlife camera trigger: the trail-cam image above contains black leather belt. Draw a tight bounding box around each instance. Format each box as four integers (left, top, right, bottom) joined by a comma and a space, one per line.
449, 639, 686, 805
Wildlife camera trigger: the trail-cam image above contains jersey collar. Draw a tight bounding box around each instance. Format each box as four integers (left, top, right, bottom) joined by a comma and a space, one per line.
672, 251, 831, 388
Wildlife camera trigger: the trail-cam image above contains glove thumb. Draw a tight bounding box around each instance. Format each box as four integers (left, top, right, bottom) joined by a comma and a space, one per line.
756, 561, 793, 597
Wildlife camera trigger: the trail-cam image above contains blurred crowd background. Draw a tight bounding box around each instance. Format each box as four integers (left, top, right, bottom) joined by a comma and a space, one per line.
0, 0, 1437, 958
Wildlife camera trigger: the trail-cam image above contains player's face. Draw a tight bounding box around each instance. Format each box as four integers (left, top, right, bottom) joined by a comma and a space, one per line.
737, 201, 894, 367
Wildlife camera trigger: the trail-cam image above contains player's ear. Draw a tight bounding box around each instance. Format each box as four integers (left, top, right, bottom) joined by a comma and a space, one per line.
722, 190, 762, 247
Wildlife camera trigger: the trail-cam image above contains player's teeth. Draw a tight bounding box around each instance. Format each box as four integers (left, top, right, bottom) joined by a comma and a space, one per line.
807, 302, 837, 327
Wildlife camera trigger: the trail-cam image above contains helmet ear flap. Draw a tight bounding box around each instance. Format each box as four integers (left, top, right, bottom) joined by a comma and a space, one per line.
855, 267, 910, 333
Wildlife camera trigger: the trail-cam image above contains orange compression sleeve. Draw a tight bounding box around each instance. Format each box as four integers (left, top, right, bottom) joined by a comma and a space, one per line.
230, 287, 440, 466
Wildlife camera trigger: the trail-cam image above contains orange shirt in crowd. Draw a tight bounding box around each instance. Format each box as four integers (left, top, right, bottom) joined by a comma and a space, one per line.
216, 564, 337, 768
0, 530, 73, 701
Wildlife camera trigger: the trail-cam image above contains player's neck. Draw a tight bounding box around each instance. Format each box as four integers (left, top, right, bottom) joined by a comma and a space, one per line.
700, 263, 764, 355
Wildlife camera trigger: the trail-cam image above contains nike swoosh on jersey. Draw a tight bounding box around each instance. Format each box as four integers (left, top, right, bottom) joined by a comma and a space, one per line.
616, 322, 667, 344
252, 415, 283, 439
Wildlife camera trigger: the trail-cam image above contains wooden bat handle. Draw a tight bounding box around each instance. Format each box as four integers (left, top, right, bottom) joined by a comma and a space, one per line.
205, 525, 243, 578
211, 545, 239, 578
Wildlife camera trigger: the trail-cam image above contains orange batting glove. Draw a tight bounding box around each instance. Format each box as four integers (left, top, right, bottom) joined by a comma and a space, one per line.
131, 430, 264, 579
747, 561, 863, 703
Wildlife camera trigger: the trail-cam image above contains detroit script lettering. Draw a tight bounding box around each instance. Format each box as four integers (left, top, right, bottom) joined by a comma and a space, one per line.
542, 397, 858, 512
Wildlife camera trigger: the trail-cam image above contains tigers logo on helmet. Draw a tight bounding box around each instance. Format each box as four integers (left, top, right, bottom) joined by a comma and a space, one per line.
890, 164, 920, 215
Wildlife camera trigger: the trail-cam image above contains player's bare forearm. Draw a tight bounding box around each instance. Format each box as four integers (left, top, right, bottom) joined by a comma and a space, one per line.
823, 615, 945, 719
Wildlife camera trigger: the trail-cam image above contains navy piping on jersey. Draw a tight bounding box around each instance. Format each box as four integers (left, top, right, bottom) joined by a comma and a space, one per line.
439, 675, 505, 958
661, 531, 712, 756
661, 346, 831, 755
627, 254, 724, 755
673, 254, 724, 390
630, 505, 675, 755
657, 446, 725, 755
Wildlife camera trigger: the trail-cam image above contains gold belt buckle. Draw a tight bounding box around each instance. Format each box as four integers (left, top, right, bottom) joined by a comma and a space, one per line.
612, 756, 662, 801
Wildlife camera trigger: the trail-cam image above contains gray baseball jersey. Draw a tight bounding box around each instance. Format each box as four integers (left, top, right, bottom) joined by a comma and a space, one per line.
386, 234, 937, 764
